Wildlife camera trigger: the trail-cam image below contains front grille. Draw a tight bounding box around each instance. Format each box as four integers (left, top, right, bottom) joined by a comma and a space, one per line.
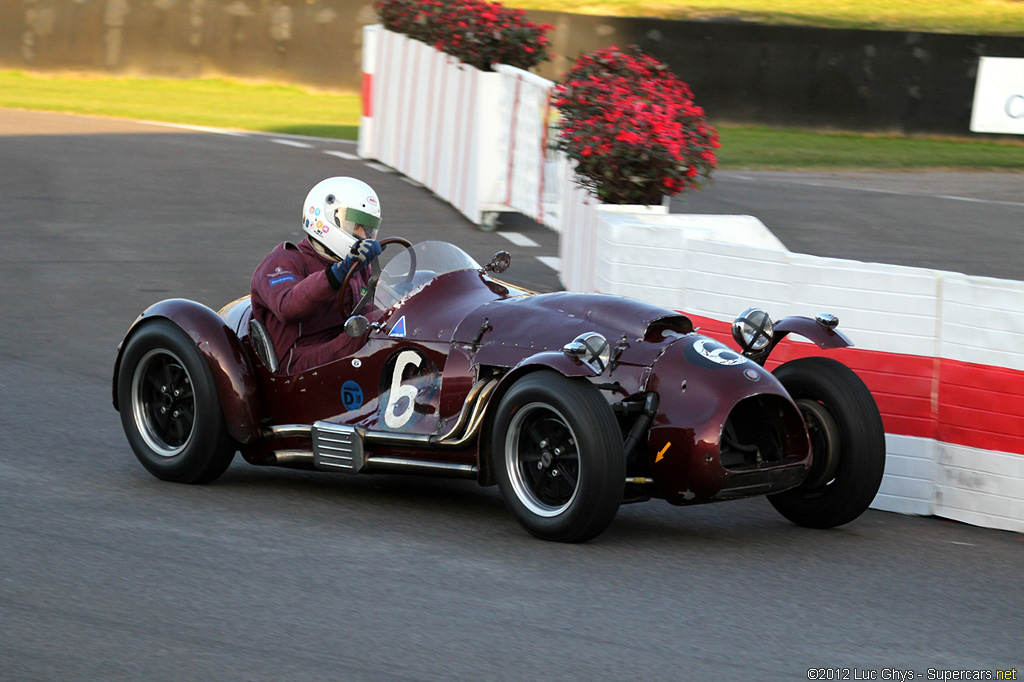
312, 422, 365, 473
719, 394, 805, 471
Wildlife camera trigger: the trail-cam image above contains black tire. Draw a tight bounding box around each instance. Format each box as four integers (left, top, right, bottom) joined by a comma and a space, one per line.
117, 319, 236, 484
769, 356, 885, 528
491, 372, 625, 542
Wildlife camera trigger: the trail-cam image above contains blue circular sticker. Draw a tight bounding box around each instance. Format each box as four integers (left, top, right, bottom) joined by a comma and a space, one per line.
341, 380, 364, 410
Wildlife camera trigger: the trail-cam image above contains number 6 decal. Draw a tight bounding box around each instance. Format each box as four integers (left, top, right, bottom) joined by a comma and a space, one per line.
384, 350, 423, 429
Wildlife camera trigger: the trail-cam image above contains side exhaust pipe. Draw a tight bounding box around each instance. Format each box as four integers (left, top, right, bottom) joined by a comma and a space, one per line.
261, 377, 500, 474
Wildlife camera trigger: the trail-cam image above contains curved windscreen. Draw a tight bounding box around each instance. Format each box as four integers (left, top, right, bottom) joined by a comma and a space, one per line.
373, 240, 481, 310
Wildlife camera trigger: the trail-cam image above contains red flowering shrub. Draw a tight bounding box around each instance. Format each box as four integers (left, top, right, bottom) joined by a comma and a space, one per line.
375, 0, 551, 72
551, 46, 719, 205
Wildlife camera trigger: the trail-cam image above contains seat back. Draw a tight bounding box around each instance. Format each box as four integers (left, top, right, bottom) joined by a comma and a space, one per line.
248, 318, 279, 373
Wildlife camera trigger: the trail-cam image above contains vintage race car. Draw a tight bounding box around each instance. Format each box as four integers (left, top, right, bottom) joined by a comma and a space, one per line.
113, 238, 885, 542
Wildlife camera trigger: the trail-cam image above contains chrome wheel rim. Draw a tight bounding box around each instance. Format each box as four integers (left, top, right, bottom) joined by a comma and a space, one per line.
131, 348, 195, 457
505, 403, 580, 517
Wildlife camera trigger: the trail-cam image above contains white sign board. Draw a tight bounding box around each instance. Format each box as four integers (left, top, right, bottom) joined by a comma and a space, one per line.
970, 56, 1024, 135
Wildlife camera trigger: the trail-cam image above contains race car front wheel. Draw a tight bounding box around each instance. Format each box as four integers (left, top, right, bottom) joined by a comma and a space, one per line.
491, 371, 625, 542
117, 319, 236, 484
769, 356, 885, 528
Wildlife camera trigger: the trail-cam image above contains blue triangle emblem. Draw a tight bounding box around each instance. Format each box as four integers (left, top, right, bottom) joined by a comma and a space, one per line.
389, 316, 407, 338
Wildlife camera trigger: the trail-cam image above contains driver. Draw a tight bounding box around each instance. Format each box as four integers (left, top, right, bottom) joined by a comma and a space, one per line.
250, 176, 383, 374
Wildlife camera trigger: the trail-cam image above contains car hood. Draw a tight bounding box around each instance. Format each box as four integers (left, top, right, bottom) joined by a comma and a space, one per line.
453, 291, 694, 369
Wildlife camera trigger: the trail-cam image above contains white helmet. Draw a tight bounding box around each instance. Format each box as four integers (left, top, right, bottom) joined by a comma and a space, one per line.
301, 177, 381, 257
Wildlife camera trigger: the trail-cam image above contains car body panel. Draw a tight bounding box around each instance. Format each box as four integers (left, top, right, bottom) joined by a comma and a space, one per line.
644, 338, 810, 504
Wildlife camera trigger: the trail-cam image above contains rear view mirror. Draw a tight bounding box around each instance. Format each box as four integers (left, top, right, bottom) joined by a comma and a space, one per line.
344, 315, 369, 337
482, 251, 511, 274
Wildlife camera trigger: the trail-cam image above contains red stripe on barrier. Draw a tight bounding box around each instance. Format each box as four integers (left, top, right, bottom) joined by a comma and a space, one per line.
686, 313, 1024, 455
938, 360, 1024, 453
361, 73, 372, 117
941, 360, 1024, 400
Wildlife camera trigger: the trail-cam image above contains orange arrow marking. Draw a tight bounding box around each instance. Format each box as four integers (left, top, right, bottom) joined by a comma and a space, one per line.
655, 442, 671, 462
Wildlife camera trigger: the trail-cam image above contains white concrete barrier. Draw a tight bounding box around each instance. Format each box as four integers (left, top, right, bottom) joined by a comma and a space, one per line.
593, 208, 1024, 533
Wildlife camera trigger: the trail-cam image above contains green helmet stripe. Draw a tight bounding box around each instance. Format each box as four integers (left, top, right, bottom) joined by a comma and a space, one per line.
344, 207, 381, 230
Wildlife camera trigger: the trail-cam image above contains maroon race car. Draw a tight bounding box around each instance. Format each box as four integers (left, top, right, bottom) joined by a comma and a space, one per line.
112, 239, 885, 542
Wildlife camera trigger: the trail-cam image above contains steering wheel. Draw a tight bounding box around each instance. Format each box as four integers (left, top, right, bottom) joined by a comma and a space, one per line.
338, 237, 414, 318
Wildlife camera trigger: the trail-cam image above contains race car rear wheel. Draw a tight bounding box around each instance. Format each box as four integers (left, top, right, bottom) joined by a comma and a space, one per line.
768, 357, 885, 528
117, 319, 235, 484
492, 372, 625, 542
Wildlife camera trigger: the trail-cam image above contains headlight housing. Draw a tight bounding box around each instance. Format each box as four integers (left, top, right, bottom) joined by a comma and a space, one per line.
562, 332, 611, 373
732, 308, 774, 354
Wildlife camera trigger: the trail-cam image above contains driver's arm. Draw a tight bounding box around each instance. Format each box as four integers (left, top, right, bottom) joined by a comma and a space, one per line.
253, 255, 334, 324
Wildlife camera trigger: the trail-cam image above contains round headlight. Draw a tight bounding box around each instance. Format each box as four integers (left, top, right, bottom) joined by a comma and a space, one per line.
732, 308, 774, 354
562, 332, 611, 374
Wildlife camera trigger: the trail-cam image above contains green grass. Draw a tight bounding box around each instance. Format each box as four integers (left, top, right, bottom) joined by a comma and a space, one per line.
0, 71, 360, 139
511, 0, 1024, 35
717, 126, 1024, 170
2, 70, 1022, 171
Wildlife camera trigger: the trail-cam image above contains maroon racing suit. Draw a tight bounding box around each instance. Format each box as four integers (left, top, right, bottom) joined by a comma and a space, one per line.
250, 238, 373, 374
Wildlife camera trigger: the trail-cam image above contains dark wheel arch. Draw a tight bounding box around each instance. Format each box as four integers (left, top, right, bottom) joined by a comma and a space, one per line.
112, 299, 263, 444
117, 319, 236, 484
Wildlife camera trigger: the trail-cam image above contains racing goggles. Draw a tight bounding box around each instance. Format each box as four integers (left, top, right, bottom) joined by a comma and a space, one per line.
339, 206, 380, 239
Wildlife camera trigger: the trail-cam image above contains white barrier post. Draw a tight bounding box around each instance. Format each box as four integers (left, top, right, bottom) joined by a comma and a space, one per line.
357, 24, 379, 160
360, 26, 508, 226
494, 65, 559, 227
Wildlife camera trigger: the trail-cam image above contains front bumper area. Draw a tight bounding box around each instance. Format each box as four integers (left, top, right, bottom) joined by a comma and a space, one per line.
649, 392, 812, 506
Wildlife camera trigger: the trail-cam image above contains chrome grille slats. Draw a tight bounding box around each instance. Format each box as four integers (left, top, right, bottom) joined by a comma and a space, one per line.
312, 422, 365, 473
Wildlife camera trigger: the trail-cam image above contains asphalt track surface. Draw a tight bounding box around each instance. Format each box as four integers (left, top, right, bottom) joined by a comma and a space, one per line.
1, 109, 1021, 681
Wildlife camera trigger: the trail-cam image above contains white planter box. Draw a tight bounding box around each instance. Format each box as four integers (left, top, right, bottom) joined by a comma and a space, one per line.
359, 25, 506, 225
